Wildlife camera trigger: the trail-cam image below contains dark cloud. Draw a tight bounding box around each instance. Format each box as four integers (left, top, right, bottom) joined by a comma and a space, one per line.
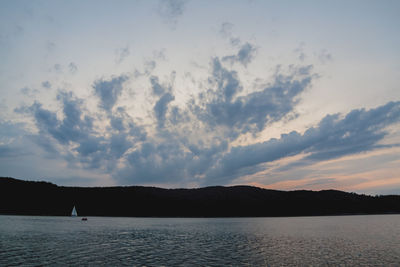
110, 114, 125, 132
121, 140, 186, 183
113, 60, 317, 185
108, 107, 147, 142
203, 101, 400, 185
9, 41, 399, 189
150, 76, 167, 96
149, 75, 177, 129
28, 135, 58, 155
193, 59, 314, 138
304, 101, 400, 160
169, 106, 189, 125
154, 92, 175, 128
17, 92, 103, 167
24, 92, 93, 146
93, 75, 129, 112
75, 136, 105, 157
41, 81, 51, 89
109, 133, 132, 158
0, 145, 21, 158
128, 121, 147, 142
117, 136, 229, 185
15, 88, 151, 173
222, 42, 257, 67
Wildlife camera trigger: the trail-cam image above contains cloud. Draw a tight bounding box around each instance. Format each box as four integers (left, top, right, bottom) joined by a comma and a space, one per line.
9, 42, 399, 189
222, 42, 257, 67
203, 101, 400, 185
169, 106, 189, 125
111, 59, 318, 185
219, 22, 240, 46
109, 133, 132, 158
41, 81, 51, 89
28, 135, 59, 155
0, 120, 25, 143
48, 63, 77, 74
20, 87, 39, 97
192, 58, 314, 138
294, 42, 306, 62
52, 64, 62, 73
24, 92, 93, 145
116, 131, 232, 185
68, 62, 78, 74
93, 75, 129, 112
16, 88, 151, 173
108, 107, 147, 142
157, 0, 187, 28
120, 140, 186, 184
220, 22, 234, 39
154, 92, 175, 128
17, 92, 98, 160
304, 101, 400, 160
110, 114, 125, 132
150, 75, 167, 96
153, 49, 167, 61
0, 145, 24, 158
144, 60, 157, 75
149, 75, 177, 129
115, 45, 130, 64
317, 49, 333, 64
0, 121, 31, 158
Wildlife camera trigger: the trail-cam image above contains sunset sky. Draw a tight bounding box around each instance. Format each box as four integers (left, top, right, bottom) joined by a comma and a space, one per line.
1, 0, 400, 194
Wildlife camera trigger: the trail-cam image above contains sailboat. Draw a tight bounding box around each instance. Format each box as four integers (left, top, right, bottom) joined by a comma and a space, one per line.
71, 205, 77, 216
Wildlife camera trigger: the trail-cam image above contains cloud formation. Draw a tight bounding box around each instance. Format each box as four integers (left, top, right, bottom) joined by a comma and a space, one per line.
41, 81, 51, 89
115, 46, 130, 64
93, 75, 129, 112
192, 59, 314, 138
222, 42, 257, 67
157, 0, 186, 28
204, 101, 400, 184
9, 41, 400, 189
68, 62, 78, 74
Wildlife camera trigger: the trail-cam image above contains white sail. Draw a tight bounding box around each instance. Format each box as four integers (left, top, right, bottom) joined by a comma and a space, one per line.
71, 206, 77, 216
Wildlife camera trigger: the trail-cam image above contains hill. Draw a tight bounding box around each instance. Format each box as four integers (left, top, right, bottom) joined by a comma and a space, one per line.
1, 177, 400, 217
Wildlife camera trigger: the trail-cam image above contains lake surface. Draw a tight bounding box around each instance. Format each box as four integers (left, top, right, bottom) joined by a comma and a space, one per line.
1, 215, 400, 266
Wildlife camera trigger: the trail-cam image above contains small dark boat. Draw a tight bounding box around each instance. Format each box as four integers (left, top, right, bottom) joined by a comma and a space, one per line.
81, 217, 88, 221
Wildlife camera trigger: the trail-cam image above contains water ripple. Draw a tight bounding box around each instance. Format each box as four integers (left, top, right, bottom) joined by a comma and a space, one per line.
1, 215, 400, 266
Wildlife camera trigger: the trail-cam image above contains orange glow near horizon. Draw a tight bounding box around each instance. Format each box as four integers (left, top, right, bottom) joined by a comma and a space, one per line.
239, 146, 400, 194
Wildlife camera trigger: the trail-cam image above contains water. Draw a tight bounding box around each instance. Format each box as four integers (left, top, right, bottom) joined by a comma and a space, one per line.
1, 215, 400, 266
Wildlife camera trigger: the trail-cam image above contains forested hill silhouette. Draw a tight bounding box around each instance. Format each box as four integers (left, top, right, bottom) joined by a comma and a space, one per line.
1, 177, 400, 217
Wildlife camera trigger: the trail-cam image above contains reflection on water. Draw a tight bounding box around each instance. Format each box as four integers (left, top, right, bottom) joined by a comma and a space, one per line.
1, 215, 400, 266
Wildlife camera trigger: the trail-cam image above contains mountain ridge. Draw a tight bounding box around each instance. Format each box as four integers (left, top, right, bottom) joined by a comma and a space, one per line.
1, 177, 399, 217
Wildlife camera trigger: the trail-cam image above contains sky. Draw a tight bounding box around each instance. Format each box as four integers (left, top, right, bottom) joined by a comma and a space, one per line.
1, 0, 400, 194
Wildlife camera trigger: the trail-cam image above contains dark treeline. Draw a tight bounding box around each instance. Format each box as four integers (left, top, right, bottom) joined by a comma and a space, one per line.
1, 177, 400, 217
